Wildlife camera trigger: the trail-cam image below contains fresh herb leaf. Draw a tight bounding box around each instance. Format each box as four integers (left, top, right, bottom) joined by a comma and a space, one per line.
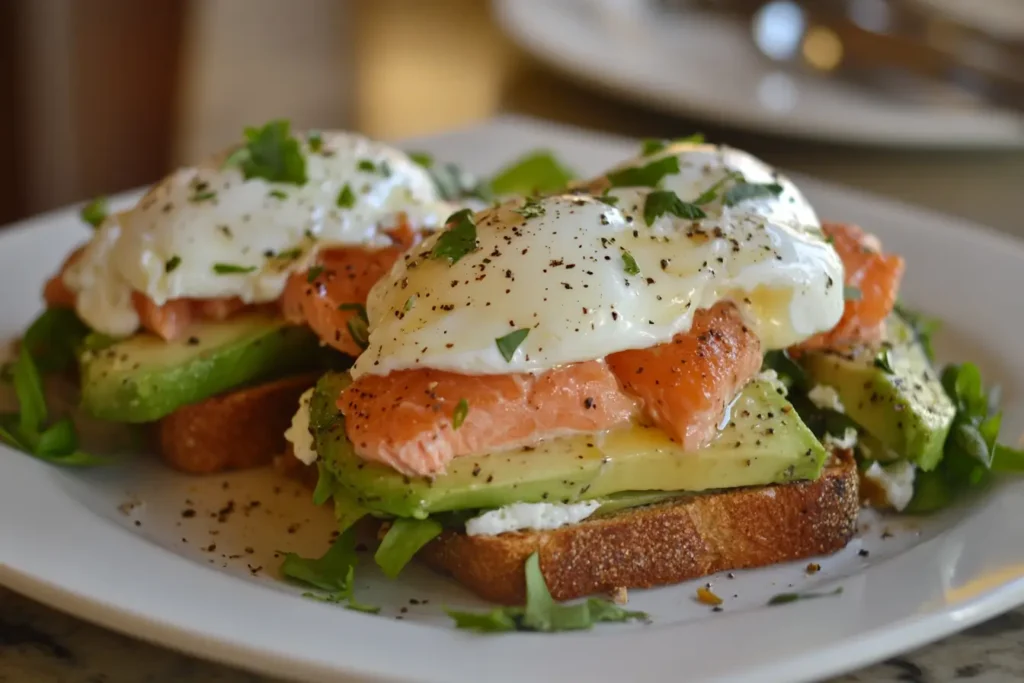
596, 192, 619, 206
873, 349, 895, 374
606, 156, 680, 188
273, 248, 303, 261
338, 302, 368, 322
336, 184, 356, 208
495, 328, 529, 363
267, 189, 288, 200
80, 332, 118, 352
992, 444, 1024, 472
22, 308, 90, 374
514, 198, 545, 219
237, 120, 307, 185
640, 133, 704, 156
446, 608, 518, 632
426, 162, 493, 202
723, 182, 783, 207
347, 316, 369, 350
452, 399, 469, 430
409, 151, 433, 168
693, 171, 745, 205
489, 151, 576, 196
312, 461, 336, 506
374, 518, 443, 579
894, 302, 941, 363
621, 250, 640, 276
760, 350, 808, 392
13, 349, 46, 438
35, 418, 78, 457
344, 597, 382, 614
675, 133, 705, 145
768, 587, 843, 606
190, 190, 216, 202
357, 159, 377, 173
306, 265, 325, 283
643, 189, 706, 225
212, 263, 257, 275
281, 529, 378, 614
165, 255, 181, 273
431, 209, 478, 264
403, 295, 417, 313
843, 285, 862, 301
307, 130, 323, 153
80, 196, 109, 228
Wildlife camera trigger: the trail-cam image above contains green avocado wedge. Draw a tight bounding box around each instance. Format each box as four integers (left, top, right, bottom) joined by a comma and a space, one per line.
799, 314, 955, 471
79, 313, 324, 422
310, 372, 827, 520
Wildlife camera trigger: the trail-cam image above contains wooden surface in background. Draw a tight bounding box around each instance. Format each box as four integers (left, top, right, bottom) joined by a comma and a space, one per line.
0, 0, 25, 225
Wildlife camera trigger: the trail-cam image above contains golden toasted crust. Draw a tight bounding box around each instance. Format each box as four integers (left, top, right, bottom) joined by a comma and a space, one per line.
156, 374, 319, 474
418, 455, 859, 604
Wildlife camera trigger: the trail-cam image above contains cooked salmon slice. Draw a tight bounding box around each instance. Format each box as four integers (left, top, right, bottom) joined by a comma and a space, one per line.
606, 301, 763, 451
338, 362, 640, 477
795, 222, 905, 352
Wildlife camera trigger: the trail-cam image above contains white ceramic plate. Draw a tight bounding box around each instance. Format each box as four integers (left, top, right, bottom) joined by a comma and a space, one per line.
493, 0, 1024, 149
2, 115, 1024, 683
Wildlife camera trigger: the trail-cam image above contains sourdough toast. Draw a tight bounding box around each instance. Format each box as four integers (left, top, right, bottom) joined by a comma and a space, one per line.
419, 453, 858, 604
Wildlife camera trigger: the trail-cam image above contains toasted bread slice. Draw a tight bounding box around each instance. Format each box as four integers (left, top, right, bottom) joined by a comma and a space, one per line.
157, 374, 319, 474
419, 454, 858, 604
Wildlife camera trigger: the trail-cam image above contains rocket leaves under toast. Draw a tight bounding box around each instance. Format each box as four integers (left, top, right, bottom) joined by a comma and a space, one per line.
446, 553, 648, 633
280, 527, 380, 614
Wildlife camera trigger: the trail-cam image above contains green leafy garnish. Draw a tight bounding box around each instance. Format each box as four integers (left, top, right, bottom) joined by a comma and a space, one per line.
723, 182, 783, 207
495, 328, 529, 363
606, 156, 680, 189
768, 587, 843, 606
894, 302, 941, 363
489, 151, 576, 196
596, 192, 619, 206
409, 151, 432, 168
306, 265, 324, 283
621, 250, 640, 276
643, 189, 706, 226
843, 285, 862, 301
267, 189, 288, 200
80, 197, 108, 228
425, 162, 493, 202
374, 518, 443, 579
312, 461, 336, 506
640, 133, 704, 156
514, 198, 545, 219
447, 553, 647, 632
339, 303, 370, 350
21, 308, 90, 374
432, 209, 478, 264
165, 255, 181, 273
357, 159, 377, 173
760, 350, 809, 393
190, 190, 216, 203
403, 295, 417, 313
212, 263, 257, 275
232, 120, 308, 185
692, 171, 745, 206
874, 349, 895, 374
336, 184, 355, 209
307, 130, 323, 153
280, 528, 378, 613
452, 398, 469, 430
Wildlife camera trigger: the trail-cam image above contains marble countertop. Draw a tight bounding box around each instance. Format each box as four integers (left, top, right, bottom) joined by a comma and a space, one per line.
2, 584, 1023, 683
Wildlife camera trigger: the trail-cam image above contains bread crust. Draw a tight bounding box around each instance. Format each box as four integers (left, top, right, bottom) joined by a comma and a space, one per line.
156, 374, 318, 474
419, 454, 859, 604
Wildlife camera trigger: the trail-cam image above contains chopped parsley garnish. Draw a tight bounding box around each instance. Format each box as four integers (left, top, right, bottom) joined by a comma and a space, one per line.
768, 587, 843, 606
212, 263, 257, 275
165, 255, 181, 273
495, 328, 529, 363
452, 399, 469, 430
339, 303, 370, 350
843, 285, 862, 301
306, 265, 324, 283
307, 130, 323, 153
357, 159, 378, 173
606, 156, 680, 189
404, 295, 417, 312
621, 250, 640, 276
431, 209, 478, 264
488, 151, 576, 196
231, 119, 308, 185
723, 182, 784, 207
514, 198, 545, 219
267, 189, 288, 200
693, 171, 744, 205
190, 190, 216, 202
425, 162, 493, 202
336, 183, 355, 208
408, 151, 433, 168
643, 189, 706, 225
596, 192, 619, 206
280, 527, 378, 614
447, 553, 647, 632
273, 248, 303, 260
874, 349, 895, 374
80, 196, 108, 228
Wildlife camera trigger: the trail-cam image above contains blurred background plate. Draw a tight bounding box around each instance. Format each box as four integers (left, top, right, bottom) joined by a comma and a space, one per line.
493, 0, 1024, 149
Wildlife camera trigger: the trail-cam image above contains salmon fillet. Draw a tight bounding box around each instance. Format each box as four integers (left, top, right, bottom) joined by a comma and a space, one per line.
796, 222, 904, 351
606, 301, 763, 450
338, 362, 640, 477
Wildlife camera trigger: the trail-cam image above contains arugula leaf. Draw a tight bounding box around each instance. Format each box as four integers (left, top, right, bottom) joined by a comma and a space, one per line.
452, 398, 469, 430
313, 461, 336, 506
723, 182, 783, 207
80, 196, 109, 228
447, 553, 648, 633
13, 347, 46, 439
489, 151, 576, 196
992, 444, 1024, 472
643, 189, 706, 226
606, 156, 680, 189
768, 587, 843, 606
35, 418, 78, 457
281, 527, 358, 593
431, 209, 478, 264
760, 350, 808, 392
495, 328, 529, 363
22, 308, 90, 374
234, 120, 307, 185
374, 518, 443, 579
894, 303, 941, 363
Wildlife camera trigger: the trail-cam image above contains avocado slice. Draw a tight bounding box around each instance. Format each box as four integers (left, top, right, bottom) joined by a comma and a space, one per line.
311, 372, 826, 519
79, 313, 323, 422
799, 314, 955, 471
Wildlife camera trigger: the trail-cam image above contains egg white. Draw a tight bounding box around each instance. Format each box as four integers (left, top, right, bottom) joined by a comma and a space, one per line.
352, 143, 844, 378
64, 131, 454, 337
